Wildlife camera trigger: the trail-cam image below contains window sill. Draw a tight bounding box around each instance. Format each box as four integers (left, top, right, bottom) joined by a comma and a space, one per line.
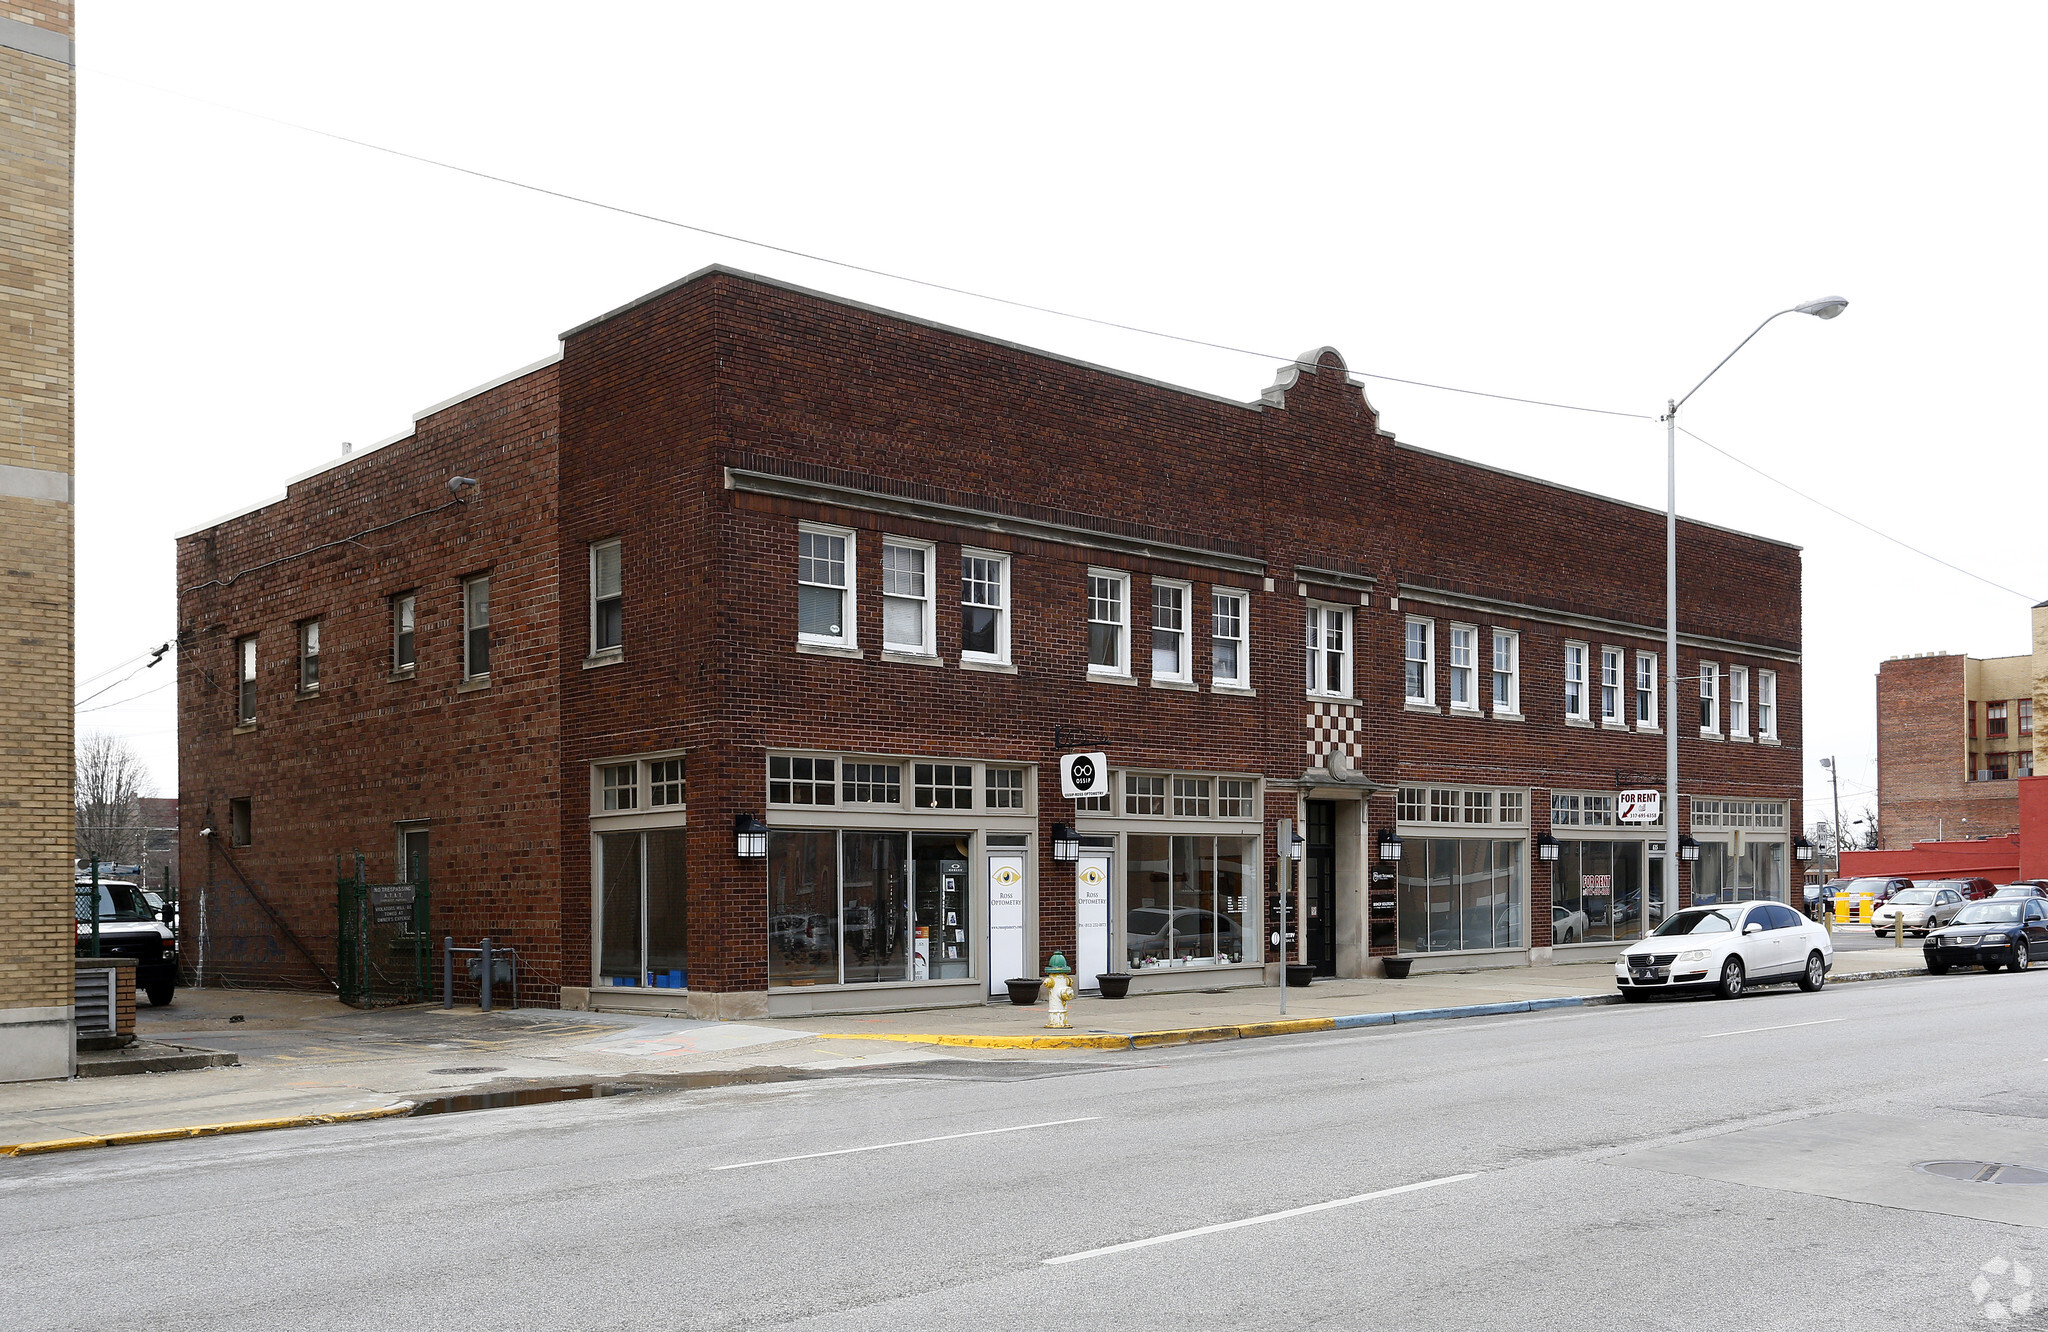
232, 721, 259, 735
796, 642, 863, 660
1151, 678, 1198, 692
1491, 711, 1525, 723
1402, 700, 1441, 714
1729, 733, 1753, 744
1699, 730, 1724, 742
294, 687, 321, 701
456, 675, 492, 694
959, 659, 1017, 675
1758, 736, 1781, 746
582, 650, 625, 670
880, 650, 944, 668
1635, 724, 1662, 735
1565, 717, 1594, 729
1089, 671, 1137, 686
1600, 721, 1629, 731
1211, 684, 1256, 697
388, 667, 417, 683
1447, 704, 1483, 717
1312, 694, 1364, 707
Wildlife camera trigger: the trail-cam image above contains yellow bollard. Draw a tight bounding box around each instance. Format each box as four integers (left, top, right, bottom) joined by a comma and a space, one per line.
1895, 904, 1905, 948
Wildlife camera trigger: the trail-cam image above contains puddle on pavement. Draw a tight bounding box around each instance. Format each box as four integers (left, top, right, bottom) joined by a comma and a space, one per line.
409, 1084, 640, 1116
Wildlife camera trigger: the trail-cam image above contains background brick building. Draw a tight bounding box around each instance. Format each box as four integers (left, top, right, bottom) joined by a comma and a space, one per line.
178, 266, 1803, 1018
0, 6, 72, 1082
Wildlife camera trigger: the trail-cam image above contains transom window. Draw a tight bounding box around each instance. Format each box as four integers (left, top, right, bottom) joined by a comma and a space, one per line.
960, 552, 1009, 662
649, 759, 685, 806
797, 526, 852, 646
1174, 777, 1211, 817
769, 755, 837, 806
1125, 774, 1168, 815
985, 766, 1026, 810
1398, 786, 1529, 826
914, 763, 974, 809
1690, 799, 1787, 829
843, 763, 902, 804
1550, 793, 1616, 827
1217, 779, 1255, 819
601, 763, 638, 811
1088, 571, 1129, 675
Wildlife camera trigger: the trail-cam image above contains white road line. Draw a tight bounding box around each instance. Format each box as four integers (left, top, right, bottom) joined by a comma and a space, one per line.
712, 1116, 1102, 1170
1041, 1173, 1479, 1265
1700, 1017, 1846, 1040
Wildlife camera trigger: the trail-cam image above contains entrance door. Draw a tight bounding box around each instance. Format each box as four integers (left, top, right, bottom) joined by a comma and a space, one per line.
1305, 801, 1337, 975
987, 854, 1026, 997
1075, 852, 1111, 986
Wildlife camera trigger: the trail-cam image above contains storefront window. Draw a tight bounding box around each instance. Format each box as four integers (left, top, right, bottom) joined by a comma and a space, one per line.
1692, 839, 1785, 906
1396, 838, 1524, 953
1553, 840, 1645, 944
841, 831, 908, 983
769, 829, 973, 986
768, 830, 838, 986
913, 834, 973, 980
597, 828, 688, 988
1125, 834, 1252, 969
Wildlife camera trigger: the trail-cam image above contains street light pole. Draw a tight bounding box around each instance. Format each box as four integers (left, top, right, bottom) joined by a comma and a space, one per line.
1660, 297, 1847, 929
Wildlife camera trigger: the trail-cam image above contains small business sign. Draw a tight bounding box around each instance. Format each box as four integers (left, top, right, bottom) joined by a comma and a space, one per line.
370, 883, 415, 925
1060, 751, 1109, 800
1618, 789, 1662, 824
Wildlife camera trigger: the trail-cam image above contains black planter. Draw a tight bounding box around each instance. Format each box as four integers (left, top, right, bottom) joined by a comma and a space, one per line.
1382, 957, 1413, 979
1096, 973, 1132, 999
1285, 963, 1315, 988
1004, 977, 1041, 1006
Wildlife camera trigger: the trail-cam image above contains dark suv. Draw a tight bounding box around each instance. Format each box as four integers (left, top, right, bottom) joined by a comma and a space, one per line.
75, 880, 179, 1006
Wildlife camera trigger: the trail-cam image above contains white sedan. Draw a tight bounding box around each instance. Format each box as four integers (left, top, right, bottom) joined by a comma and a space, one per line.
1615, 900, 1833, 1000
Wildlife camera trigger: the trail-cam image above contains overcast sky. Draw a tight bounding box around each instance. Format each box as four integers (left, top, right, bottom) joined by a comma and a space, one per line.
75, 3, 2046, 827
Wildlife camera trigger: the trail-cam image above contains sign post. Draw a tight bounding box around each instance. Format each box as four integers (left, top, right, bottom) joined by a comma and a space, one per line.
1275, 817, 1292, 1015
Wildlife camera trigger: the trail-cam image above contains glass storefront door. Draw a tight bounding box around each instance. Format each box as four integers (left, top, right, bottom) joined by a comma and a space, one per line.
1554, 840, 1645, 945
1305, 801, 1337, 975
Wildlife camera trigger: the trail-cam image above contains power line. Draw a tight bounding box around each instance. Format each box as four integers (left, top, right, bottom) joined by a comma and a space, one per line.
77, 677, 175, 714
74, 642, 171, 708
96, 67, 1652, 426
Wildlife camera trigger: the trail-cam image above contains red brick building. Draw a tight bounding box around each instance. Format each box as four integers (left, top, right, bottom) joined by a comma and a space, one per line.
176, 267, 1803, 1017
1876, 642, 2042, 846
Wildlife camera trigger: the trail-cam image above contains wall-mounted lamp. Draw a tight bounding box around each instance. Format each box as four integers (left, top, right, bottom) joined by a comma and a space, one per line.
1287, 829, 1306, 862
1678, 834, 1702, 863
1051, 822, 1080, 862
1792, 834, 1816, 862
1536, 831, 1561, 863
1377, 829, 1404, 863
733, 813, 768, 859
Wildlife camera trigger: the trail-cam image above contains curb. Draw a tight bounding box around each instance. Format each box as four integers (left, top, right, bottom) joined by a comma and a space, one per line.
1831, 965, 1929, 983
1, 1101, 417, 1158
816, 994, 1616, 1052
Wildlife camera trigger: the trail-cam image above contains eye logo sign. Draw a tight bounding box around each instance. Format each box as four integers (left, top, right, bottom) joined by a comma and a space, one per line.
994, 866, 1023, 887
1080, 866, 1105, 886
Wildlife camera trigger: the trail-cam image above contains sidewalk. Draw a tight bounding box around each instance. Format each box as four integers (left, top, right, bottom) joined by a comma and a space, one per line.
1, 946, 1926, 1157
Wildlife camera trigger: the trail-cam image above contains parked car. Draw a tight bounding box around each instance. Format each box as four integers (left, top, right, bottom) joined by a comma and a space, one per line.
1871, 886, 1967, 936
1552, 904, 1590, 945
1829, 876, 1913, 908
1615, 900, 1832, 1000
1912, 877, 1996, 902
74, 879, 179, 1006
1991, 884, 2048, 901
1924, 899, 2048, 974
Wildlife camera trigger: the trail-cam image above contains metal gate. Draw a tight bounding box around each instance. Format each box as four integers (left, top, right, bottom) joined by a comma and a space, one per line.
336, 851, 431, 1008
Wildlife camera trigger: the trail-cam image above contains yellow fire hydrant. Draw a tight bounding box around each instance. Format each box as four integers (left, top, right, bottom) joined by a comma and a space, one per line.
1041, 953, 1076, 1029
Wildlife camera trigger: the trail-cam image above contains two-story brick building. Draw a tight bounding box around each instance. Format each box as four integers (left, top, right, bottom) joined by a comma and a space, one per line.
176, 266, 1803, 1018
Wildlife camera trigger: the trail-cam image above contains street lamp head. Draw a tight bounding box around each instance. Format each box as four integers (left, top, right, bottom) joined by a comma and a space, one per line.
1794, 296, 1849, 320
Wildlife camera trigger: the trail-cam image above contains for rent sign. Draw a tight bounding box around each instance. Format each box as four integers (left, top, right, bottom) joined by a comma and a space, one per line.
1619, 789, 1662, 824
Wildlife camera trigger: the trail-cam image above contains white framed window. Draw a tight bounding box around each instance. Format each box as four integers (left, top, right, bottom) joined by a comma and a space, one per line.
1211, 589, 1248, 688
1729, 665, 1749, 737
648, 759, 685, 806
298, 620, 321, 692
1635, 652, 1658, 728
960, 549, 1009, 664
1151, 579, 1190, 682
1599, 647, 1622, 723
1404, 617, 1434, 704
768, 755, 837, 806
1216, 779, 1256, 819
1448, 623, 1478, 711
601, 763, 638, 811
1125, 773, 1168, 815
881, 539, 934, 655
915, 762, 975, 810
842, 762, 902, 805
463, 574, 491, 680
1699, 661, 1720, 734
1758, 670, 1777, 740
1564, 641, 1588, 721
1173, 777, 1211, 817
1308, 605, 1352, 698
985, 766, 1027, 810
236, 635, 257, 724
1397, 785, 1530, 826
1087, 570, 1129, 676
392, 593, 416, 672
590, 539, 623, 654
1491, 629, 1519, 714
797, 524, 854, 648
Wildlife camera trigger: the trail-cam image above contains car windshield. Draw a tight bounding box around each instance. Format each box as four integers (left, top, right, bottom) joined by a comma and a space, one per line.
1955, 903, 2024, 924
1843, 878, 1897, 893
1652, 908, 1739, 936
1992, 887, 2040, 898
74, 883, 156, 924
1892, 890, 1937, 905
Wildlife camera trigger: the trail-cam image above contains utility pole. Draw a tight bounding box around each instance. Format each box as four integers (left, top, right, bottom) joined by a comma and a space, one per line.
1820, 756, 1844, 876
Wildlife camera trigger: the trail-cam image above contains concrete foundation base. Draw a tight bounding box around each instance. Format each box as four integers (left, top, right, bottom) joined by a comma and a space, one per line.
0, 1005, 74, 1082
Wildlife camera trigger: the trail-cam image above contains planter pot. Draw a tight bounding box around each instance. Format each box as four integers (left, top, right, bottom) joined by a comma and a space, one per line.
1004, 977, 1041, 1006
1285, 963, 1315, 988
1382, 957, 1413, 979
1096, 973, 1132, 999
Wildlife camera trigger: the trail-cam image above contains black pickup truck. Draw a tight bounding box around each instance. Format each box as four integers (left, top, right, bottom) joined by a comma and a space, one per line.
75, 879, 179, 1006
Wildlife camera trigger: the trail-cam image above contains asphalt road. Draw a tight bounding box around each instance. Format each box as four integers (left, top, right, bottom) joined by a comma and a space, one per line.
9, 967, 2048, 1331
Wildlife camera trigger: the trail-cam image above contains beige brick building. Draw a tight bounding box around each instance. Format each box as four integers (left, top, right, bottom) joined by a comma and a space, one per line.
0, 5, 72, 1081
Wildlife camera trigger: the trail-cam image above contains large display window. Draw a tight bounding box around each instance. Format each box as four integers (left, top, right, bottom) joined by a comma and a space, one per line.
1395, 837, 1525, 953
1691, 839, 1786, 906
597, 828, 689, 988
1124, 834, 1253, 970
768, 829, 976, 986
1552, 839, 1646, 944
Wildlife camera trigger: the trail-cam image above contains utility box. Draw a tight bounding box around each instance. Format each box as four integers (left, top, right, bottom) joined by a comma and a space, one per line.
75, 958, 137, 1050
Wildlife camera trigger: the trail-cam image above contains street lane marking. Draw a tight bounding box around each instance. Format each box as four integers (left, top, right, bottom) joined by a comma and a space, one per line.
1700, 1018, 1846, 1040
1041, 1173, 1479, 1264
712, 1116, 1102, 1170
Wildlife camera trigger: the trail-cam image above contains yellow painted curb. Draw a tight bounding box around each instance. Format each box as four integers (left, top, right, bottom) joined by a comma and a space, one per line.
1131, 1025, 1244, 1048
816, 1031, 1134, 1050
1232, 1017, 1336, 1039
1, 1102, 417, 1158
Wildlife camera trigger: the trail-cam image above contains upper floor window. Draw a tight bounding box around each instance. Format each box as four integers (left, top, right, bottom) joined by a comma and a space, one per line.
1212, 590, 1247, 689
1309, 605, 1352, 698
1729, 666, 1749, 737
1088, 571, 1129, 676
463, 575, 492, 679
1448, 624, 1477, 711
2021, 698, 2034, 737
960, 550, 1009, 664
298, 620, 321, 692
1698, 662, 1719, 734
1491, 630, 1519, 714
797, 525, 852, 648
1403, 617, 1433, 704
1564, 642, 1588, 721
591, 540, 623, 654
882, 540, 934, 655
1635, 652, 1658, 728
1152, 580, 1190, 682
392, 593, 416, 672
1989, 700, 2009, 739
1599, 647, 1622, 723
235, 636, 257, 725
1757, 670, 1777, 740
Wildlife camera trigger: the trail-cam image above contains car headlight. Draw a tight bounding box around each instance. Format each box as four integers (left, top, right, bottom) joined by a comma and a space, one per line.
1677, 949, 1709, 963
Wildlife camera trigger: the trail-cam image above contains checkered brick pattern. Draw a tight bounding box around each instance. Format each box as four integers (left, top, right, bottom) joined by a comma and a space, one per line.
1305, 702, 1364, 766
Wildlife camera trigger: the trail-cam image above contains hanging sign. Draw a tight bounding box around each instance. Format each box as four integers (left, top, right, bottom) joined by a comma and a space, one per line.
1061, 751, 1109, 800
1619, 789, 1662, 824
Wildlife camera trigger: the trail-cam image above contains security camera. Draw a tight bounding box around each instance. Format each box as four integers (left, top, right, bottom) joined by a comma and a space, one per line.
446, 476, 480, 498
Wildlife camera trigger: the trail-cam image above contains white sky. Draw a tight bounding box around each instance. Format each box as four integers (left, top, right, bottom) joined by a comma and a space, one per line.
75, 3, 2047, 826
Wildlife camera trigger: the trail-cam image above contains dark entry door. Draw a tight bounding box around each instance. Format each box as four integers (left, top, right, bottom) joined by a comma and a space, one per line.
1305, 801, 1337, 975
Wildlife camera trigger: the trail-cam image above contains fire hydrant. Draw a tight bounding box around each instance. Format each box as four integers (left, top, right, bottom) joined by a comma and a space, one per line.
1041, 953, 1076, 1029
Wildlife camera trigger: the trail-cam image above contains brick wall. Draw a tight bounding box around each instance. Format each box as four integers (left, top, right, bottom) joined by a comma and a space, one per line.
1877, 654, 2019, 843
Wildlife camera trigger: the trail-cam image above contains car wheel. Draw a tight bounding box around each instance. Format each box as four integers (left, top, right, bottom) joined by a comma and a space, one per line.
2014, 945, 2032, 973
1797, 952, 1826, 992
1717, 957, 1745, 999
145, 982, 174, 1007
1928, 960, 1951, 975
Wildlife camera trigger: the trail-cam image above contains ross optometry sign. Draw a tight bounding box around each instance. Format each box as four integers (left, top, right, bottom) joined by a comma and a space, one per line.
1060, 751, 1109, 800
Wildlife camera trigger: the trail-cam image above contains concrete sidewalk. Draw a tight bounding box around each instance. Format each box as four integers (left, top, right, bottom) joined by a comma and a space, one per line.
0, 945, 1927, 1156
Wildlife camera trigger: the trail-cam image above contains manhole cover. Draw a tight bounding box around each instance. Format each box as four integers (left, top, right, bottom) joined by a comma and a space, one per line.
1916, 1160, 2048, 1185
428, 1066, 505, 1075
